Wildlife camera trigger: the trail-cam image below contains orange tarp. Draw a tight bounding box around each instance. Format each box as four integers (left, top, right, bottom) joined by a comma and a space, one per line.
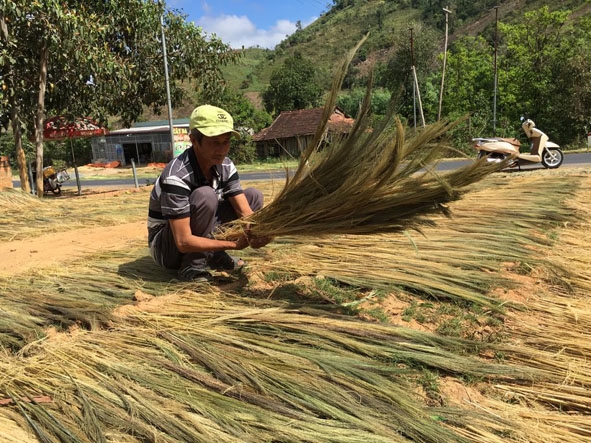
87, 161, 121, 168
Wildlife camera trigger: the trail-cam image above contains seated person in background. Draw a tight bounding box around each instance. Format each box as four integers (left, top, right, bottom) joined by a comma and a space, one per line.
147, 104, 271, 281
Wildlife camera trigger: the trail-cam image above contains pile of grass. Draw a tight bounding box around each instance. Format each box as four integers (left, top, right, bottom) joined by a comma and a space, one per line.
0, 285, 543, 443
237, 171, 591, 440
246, 172, 583, 311
492, 172, 591, 421
0, 243, 178, 350
0, 188, 148, 241
1, 172, 590, 441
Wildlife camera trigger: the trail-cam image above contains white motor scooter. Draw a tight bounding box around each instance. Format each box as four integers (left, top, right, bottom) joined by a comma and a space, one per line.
472, 117, 563, 170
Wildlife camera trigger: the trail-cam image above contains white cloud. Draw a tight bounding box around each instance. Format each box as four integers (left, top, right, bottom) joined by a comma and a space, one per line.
197, 14, 315, 49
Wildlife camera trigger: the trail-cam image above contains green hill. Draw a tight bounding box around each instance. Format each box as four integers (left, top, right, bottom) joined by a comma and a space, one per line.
222, 0, 591, 108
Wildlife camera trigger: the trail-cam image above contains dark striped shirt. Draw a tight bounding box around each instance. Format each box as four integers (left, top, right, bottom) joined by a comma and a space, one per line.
147, 148, 243, 238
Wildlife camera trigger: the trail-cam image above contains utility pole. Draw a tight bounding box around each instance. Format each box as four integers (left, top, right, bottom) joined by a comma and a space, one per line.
160, 4, 175, 152
412, 29, 417, 129
492, 5, 499, 136
438, 7, 452, 122
410, 27, 425, 128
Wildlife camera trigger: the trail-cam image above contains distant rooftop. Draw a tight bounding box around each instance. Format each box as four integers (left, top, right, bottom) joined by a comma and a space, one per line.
253, 108, 354, 142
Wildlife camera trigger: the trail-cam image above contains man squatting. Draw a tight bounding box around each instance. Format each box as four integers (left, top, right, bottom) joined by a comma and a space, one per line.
147, 104, 272, 281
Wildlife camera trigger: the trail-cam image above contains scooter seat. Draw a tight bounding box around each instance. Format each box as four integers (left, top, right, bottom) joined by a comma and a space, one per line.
497, 137, 521, 147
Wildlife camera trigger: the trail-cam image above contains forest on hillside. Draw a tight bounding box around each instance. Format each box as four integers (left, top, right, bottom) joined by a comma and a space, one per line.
233, 0, 591, 153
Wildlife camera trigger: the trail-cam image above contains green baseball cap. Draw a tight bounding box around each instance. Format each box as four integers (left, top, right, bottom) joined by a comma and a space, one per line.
189, 104, 241, 139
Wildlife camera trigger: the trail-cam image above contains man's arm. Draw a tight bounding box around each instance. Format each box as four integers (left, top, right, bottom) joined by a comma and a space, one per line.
228, 193, 254, 218
169, 217, 248, 253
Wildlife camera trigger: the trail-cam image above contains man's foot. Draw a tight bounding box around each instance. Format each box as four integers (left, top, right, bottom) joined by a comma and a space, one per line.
208, 251, 246, 272
178, 266, 213, 282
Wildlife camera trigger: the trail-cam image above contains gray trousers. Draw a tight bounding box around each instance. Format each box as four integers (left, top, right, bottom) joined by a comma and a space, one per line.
150, 187, 263, 271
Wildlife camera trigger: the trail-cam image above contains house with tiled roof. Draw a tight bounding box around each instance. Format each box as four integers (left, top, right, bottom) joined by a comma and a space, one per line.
252, 107, 354, 158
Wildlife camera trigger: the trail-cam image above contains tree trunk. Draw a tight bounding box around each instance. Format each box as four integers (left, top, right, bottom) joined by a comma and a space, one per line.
9, 105, 30, 193
1, 10, 30, 193
35, 44, 49, 198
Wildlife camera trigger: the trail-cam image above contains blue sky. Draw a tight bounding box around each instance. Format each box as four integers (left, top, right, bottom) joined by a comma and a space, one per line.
169, 0, 327, 49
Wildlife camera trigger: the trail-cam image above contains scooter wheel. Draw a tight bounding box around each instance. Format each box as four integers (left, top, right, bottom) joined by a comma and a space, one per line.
51, 186, 61, 195
541, 149, 563, 169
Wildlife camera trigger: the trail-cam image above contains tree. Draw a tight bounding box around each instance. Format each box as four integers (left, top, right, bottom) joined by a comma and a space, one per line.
435, 6, 591, 149
262, 51, 323, 114
437, 36, 495, 126
378, 23, 441, 124
0, 0, 239, 196
557, 16, 591, 139
408, 34, 498, 152
337, 87, 392, 120
1, 0, 123, 195
209, 88, 273, 164
498, 6, 584, 142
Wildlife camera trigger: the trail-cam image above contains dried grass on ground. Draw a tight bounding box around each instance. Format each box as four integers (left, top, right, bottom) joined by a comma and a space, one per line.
0, 168, 590, 441
0, 187, 151, 241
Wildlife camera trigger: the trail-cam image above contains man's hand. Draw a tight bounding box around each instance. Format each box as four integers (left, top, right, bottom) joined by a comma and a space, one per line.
248, 233, 274, 249
231, 233, 250, 250
227, 227, 273, 250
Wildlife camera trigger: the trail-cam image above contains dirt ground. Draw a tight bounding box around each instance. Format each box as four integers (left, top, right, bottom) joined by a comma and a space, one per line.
0, 221, 146, 277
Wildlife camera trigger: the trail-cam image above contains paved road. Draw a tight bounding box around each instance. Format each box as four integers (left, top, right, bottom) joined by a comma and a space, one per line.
436, 152, 591, 171
12, 169, 293, 190
12, 152, 591, 191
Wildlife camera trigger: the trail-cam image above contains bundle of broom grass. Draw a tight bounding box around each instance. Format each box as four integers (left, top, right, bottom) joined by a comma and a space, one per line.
247, 173, 583, 309
219, 37, 505, 241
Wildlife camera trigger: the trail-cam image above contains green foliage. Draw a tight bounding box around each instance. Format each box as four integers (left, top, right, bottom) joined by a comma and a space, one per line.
0, 134, 16, 158
262, 52, 324, 114
331, 0, 357, 11
417, 369, 441, 404
221, 47, 273, 93
419, 0, 500, 32
0, 133, 91, 167
1, 0, 239, 195
337, 87, 392, 118
429, 35, 498, 152
497, 6, 590, 142
402, 300, 496, 341
436, 316, 464, 337
214, 88, 273, 133
0, 133, 34, 162
310, 277, 361, 305
230, 135, 257, 165
377, 23, 442, 122
363, 307, 390, 323
44, 138, 93, 167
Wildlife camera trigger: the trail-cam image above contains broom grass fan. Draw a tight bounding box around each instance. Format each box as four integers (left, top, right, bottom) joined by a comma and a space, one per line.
219, 38, 506, 241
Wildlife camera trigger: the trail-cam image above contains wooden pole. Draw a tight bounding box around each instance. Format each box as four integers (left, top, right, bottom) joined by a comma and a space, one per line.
410, 28, 425, 128
492, 6, 499, 136
438, 7, 451, 122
